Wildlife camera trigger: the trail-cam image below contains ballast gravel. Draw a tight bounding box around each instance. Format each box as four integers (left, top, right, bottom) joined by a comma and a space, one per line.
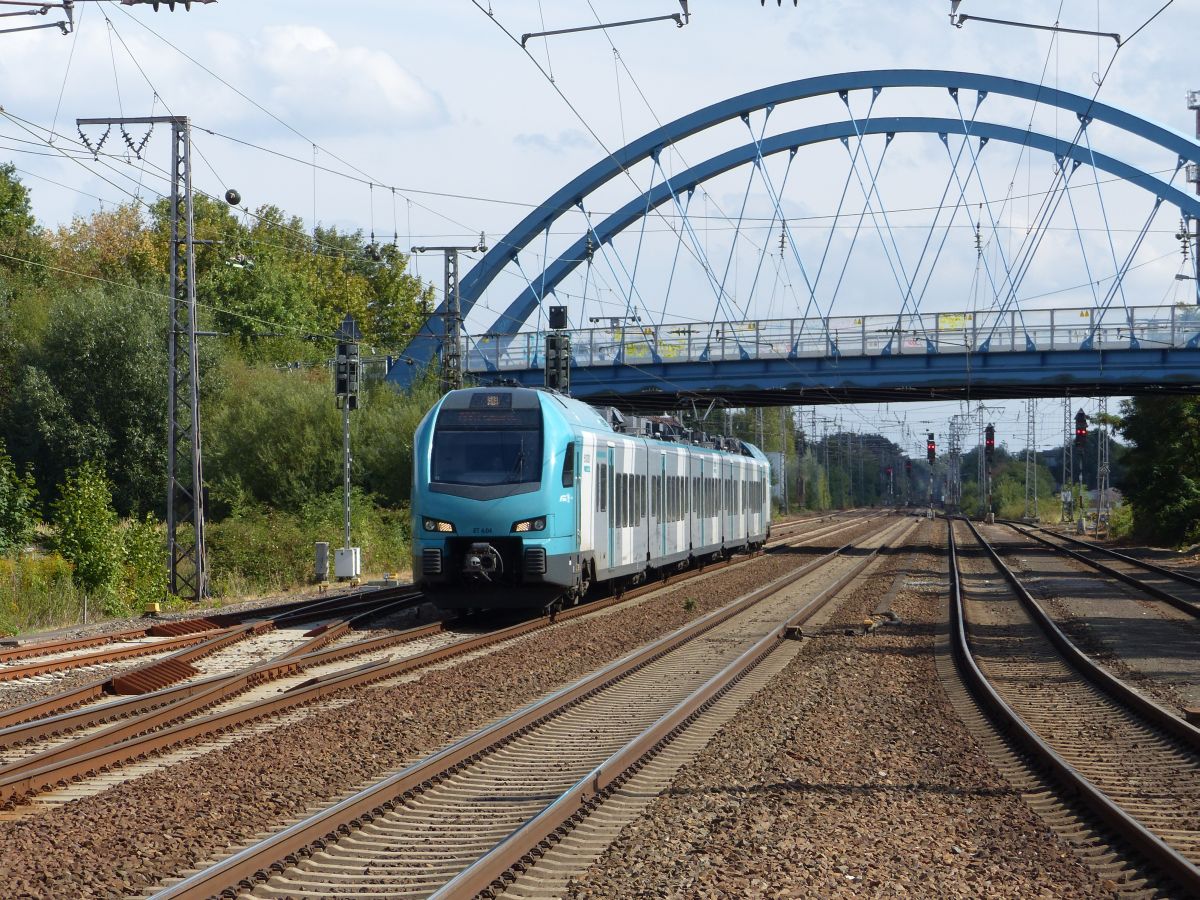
0, 519, 882, 898
568, 525, 1105, 898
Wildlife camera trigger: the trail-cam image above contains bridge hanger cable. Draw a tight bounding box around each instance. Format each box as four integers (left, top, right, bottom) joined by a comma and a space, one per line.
841, 89, 977, 352
470, 0, 765, 319
742, 147, 801, 326
839, 130, 919, 337
1081, 126, 1134, 319
946, 93, 1034, 345
1054, 157, 1103, 309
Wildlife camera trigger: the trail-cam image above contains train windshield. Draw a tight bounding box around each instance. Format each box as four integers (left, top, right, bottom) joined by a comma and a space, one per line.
432, 407, 543, 486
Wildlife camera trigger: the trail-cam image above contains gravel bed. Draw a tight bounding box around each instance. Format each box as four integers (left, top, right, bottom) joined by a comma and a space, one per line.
0, 660, 164, 713
985, 526, 1200, 715
568, 524, 1104, 898
0, 520, 886, 897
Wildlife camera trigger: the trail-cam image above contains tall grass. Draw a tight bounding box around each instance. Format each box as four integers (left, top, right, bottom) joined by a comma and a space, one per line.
0, 553, 81, 635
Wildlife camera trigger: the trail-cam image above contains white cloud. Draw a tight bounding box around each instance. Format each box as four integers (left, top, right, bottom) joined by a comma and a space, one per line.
513, 129, 592, 154
251, 25, 445, 132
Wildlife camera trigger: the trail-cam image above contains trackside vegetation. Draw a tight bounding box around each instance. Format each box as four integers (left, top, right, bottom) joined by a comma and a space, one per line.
0, 163, 436, 633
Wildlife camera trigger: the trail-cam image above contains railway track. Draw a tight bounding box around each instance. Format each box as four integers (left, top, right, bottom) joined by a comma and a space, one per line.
0, 512, 882, 816
1006, 522, 1200, 619
948, 517, 1200, 895
148, 514, 917, 899
0, 586, 418, 698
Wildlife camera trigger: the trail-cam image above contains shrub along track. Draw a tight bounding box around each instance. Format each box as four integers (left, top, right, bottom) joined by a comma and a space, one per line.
0, 513, 889, 897
148, 515, 918, 899
948, 517, 1200, 896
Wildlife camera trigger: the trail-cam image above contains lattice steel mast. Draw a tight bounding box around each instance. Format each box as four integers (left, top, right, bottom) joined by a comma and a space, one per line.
80, 114, 206, 600
1024, 399, 1037, 519
411, 235, 487, 394
1060, 397, 1074, 522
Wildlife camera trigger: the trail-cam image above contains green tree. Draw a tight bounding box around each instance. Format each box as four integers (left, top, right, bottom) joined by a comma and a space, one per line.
4, 285, 168, 516
53, 463, 123, 606
0, 437, 38, 552
0, 163, 46, 278
1120, 396, 1200, 545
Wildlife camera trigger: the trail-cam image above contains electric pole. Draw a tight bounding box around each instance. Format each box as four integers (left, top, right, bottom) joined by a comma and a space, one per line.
1096, 397, 1111, 536
1024, 399, 1037, 520
411, 235, 487, 394
79, 114, 207, 601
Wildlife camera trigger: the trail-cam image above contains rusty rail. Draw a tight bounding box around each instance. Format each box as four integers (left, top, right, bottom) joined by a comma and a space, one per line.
0, 515, 878, 810
1003, 522, 1200, 620
949, 517, 1200, 894
149, 516, 914, 900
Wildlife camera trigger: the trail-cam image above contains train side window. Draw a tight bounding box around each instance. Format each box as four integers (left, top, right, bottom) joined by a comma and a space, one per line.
562, 442, 575, 489
640, 474, 646, 519
599, 463, 607, 513
618, 473, 626, 528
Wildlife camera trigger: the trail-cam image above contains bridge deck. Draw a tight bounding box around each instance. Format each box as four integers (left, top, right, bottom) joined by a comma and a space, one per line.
454, 304, 1200, 411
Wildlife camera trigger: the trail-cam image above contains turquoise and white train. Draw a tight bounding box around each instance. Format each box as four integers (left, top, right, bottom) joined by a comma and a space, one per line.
411, 386, 771, 611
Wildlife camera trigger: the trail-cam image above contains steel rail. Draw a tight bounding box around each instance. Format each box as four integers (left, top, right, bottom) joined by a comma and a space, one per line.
0, 515, 879, 808
435, 516, 920, 899
0, 626, 152, 662
948, 518, 1200, 894
0, 589, 419, 733
1004, 522, 1200, 619
0, 626, 240, 683
0, 596, 424, 754
965, 518, 1200, 749
149, 515, 913, 900
0, 586, 411, 679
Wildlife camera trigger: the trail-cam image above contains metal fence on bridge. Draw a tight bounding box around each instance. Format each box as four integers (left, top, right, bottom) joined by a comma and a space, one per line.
465, 305, 1200, 372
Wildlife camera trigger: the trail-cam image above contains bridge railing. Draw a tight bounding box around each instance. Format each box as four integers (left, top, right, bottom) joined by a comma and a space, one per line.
465, 304, 1200, 372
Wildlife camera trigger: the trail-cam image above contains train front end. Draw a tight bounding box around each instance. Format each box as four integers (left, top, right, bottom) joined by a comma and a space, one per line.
411, 388, 580, 609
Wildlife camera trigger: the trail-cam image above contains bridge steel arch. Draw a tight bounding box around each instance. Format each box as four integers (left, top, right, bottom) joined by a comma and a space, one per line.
391, 69, 1200, 386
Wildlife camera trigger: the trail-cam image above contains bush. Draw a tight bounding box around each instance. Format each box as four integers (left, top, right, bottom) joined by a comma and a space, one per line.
121, 514, 165, 610
207, 489, 409, 596
52, 462, 125, 614
0, 437, 37, 552
1108, 503, 1134, 540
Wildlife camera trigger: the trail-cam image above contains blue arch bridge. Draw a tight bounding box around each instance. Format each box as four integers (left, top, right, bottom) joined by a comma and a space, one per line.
391, 69, 1200, 413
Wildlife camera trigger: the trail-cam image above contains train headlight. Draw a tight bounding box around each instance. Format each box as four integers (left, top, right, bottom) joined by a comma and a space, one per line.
423, 518, 455, 533
511, 516, 547, 533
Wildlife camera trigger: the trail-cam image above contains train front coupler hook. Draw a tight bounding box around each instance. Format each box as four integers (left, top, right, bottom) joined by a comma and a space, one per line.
463, 543, 503, 582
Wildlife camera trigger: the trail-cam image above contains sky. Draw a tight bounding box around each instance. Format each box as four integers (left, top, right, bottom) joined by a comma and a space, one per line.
1, 0, 1197, 459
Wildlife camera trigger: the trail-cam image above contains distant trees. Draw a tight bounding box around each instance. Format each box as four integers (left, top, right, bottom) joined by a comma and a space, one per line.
1120, 396, 1200, 545
0, 164, 439, 621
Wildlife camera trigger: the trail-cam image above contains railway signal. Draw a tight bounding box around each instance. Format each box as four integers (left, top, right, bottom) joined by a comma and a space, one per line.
905, 459, 913, 475
927, 432, 936, 462
334, 314, 362, 581
1074, 409, 1089, 449
984, 423, 995, 459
